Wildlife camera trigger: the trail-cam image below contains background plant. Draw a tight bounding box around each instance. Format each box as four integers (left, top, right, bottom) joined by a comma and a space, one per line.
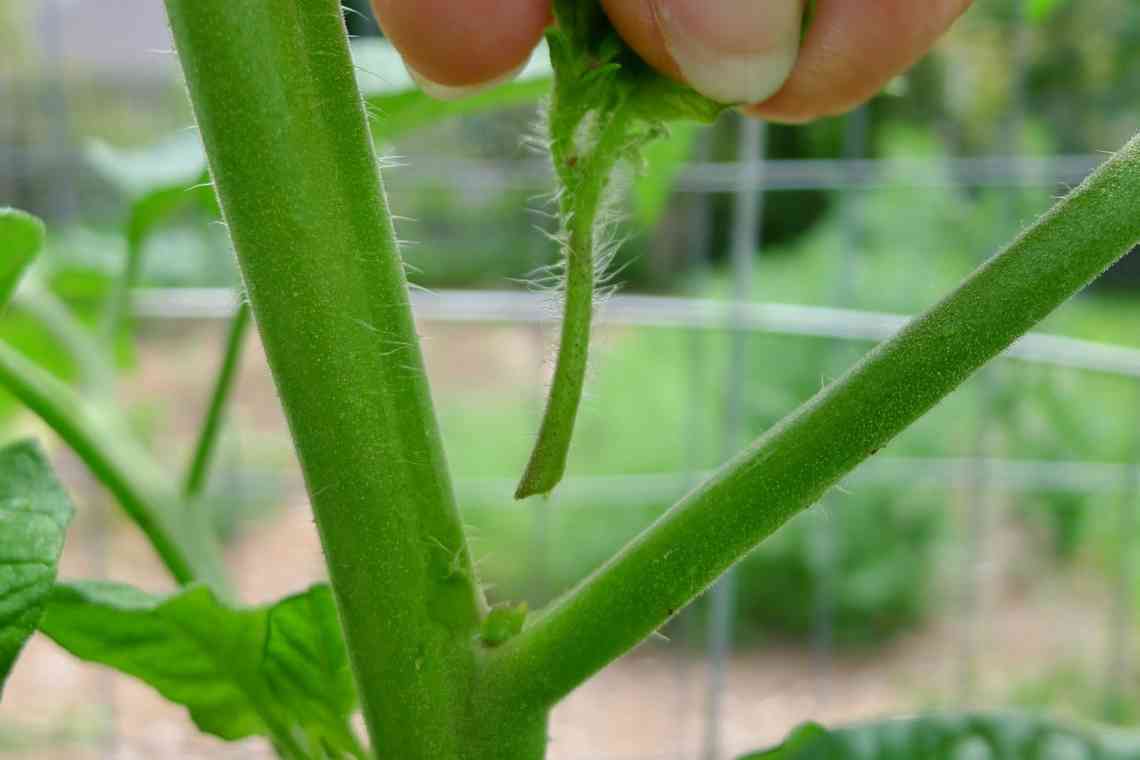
2, 1, 1140, 760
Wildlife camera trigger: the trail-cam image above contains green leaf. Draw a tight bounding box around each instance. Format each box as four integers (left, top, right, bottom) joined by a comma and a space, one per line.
627, 74, 727, 125
366, 77, 553, 143
480, 601, 528, 646
0, 440, 75, 695
355, 37, 553, 143
86, 132, 208, 198
85, 133, 221, 231
744, 723, 832, 759
0, 338, 228, 588
632, 121, 700, 229
1025, 0, 1067, 24
86, 133, 218, 344
40, 582, 363, 758
0, 209, 45, 310
84, 38, 552, 285
739, 712, 1140, 759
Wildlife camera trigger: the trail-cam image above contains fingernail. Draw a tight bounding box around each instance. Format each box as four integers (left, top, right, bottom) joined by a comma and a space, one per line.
404, 60, 527, 102
652, 0, 804, 104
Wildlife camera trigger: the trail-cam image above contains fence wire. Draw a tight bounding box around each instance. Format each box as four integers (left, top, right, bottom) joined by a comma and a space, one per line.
5, 1, 1140, 758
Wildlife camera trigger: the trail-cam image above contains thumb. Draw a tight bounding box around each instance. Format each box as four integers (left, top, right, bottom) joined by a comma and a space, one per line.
603, 0, 807, 104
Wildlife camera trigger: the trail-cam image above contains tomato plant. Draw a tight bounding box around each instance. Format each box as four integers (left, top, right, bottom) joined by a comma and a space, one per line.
2, 2, 1140, 759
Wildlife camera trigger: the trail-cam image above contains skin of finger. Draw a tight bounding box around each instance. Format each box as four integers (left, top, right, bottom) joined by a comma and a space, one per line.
749, 0, 975, 122
370, 0, 551, 86
601, 0, 972, 122
601, 0, 684, 81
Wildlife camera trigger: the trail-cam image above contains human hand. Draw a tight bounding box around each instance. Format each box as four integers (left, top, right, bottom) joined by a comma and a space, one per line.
370, 0, 973, 122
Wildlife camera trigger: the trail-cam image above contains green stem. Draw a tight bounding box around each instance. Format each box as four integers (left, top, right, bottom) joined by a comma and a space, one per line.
515, 105, 631, 499
163, 3, 493, 757
182, 302, 251, 500
485, 131, 1140, 711
0, 340, 226, 589
102, 226, 145, 347
102, 186, 192, 347
12, 286, 116, 395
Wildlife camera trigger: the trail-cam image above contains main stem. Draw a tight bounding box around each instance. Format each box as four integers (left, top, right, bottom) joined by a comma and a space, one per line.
164, 3, 496, 757
485, 131, 1140, 711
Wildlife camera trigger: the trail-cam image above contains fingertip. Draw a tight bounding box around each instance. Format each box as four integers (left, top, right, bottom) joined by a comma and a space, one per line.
601, 0, 681, 82
605, 0, 970, 122
371, 0, 550, 89
750, 0, 974, 122
604, 0, 806, 105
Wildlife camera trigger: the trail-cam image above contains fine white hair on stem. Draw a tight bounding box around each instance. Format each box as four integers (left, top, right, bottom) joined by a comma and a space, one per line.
377, 153, 409, 170
523, 97, 554, 157
340, 4, 369, 22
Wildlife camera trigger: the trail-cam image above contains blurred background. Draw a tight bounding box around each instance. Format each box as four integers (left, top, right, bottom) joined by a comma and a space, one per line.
2, 0, 1140, 758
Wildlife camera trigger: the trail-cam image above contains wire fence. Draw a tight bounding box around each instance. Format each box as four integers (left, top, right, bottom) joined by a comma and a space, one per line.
123, 269, 1140, 759
4, 2, 1140, 759
90, 96, 1140, 760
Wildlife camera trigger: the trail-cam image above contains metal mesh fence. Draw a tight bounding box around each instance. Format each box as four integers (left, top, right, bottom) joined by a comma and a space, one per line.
2, 1, 1140, 758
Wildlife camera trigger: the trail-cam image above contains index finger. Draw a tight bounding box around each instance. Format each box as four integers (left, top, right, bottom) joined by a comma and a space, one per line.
371, 0, 551, 92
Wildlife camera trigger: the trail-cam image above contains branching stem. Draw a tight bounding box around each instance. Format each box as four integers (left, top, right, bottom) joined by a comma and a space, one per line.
12, 287, 116, 395
515, 1, 725, 499
183, 302, 251, 500
516, 105, 632, 498
487, 130, 1140, 711
0, 340, 227, 588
